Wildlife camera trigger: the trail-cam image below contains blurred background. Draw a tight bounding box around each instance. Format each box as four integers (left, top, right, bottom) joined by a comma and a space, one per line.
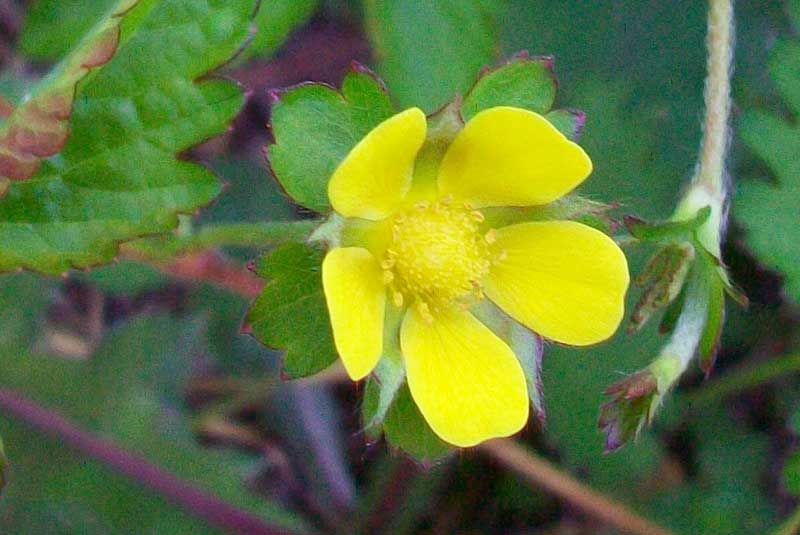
0, 0, 798, 533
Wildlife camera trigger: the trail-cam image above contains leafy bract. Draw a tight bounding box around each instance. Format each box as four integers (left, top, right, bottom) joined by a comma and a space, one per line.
0, 0, 254, 273
0, 0, 136, 187
245, 242, 338, 378
736, 9, 800, 301
268, 67, 394, 213
460, 55, 585, 140
364, 0, 503, 112
461, 56, 556, 120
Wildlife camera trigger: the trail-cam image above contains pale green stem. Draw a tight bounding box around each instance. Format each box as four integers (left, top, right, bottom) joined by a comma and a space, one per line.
648, 269, 710, 395
125, 220, 319, 260
696, 0, 734, 196
675, 0, 734, 258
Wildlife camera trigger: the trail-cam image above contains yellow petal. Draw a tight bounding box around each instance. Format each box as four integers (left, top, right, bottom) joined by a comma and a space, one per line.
328, 108, 427, 220
322, 247, 386, 380
437, 106, 592, 207
485, 221, 629, 346
400, 306, 529, 447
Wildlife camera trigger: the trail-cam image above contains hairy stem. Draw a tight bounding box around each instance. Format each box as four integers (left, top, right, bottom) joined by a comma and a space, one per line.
696, 0, 734, 196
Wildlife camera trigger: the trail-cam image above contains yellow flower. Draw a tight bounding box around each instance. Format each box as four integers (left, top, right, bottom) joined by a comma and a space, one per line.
321, 106, 629, 447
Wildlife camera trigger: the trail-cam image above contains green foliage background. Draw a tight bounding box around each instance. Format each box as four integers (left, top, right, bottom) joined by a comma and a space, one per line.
0, 0, 798, 533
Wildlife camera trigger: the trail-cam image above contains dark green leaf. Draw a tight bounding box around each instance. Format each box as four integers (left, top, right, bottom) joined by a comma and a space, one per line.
365, 0, 502, 112
268, 67, 394, 212
461, 56, 557, 121
1, 0, 136, 186
18, 0, 119, 61
382, 385, 452, 463
246, 242, 338, 378
0, 0, 254, 273
736, 11, 800, 301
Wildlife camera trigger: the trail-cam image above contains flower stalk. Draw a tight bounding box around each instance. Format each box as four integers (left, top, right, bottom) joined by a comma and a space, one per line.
600, 0, 738, 450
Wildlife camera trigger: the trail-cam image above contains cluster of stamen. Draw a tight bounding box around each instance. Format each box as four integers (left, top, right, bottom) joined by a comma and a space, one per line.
382, 198, 500, 322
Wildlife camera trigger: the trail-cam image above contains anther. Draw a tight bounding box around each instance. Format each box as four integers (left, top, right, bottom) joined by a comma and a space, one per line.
393, 291, 404, 307
382, 270, 395, 284
484, 228, 497, 244
418, 302, 434, 324
471, 211, 485, 223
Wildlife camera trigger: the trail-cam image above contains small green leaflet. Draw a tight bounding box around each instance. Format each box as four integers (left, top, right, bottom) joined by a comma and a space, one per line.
245, 242, 338, 379
268, 66, 395, 213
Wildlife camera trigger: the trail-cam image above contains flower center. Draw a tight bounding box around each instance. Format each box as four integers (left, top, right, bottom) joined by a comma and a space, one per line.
382, 200, 495, 319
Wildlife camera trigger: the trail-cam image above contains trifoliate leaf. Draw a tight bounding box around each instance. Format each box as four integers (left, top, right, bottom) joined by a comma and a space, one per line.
736, 16, 800, 301
0, 0, 136, 187
461, 55, 557, 121
364, 0, 502, 112
267, 66, 394, 213
0, 0, 255, 273
245, 242, 338, 379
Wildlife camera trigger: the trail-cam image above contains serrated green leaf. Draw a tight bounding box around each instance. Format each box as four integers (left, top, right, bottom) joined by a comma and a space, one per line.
268, 68, 394, 212
365, 0, 503, 112
382, 384, 452, 462
18, 0, 119, 61
736, 16, 800, 301
242, 0, 318, 60
0, 0, 254, 273
245, 241, 338, 378
461, 56, 557, 121
1, 0, 137, 186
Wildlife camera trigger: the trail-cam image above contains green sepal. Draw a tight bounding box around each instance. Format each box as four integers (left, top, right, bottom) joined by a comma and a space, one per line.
461, 54, 557, 121
697, 258, 726, 375
624, 206, 712, 242
245, 241, 338, 379
381, 385, 453, 463
658, 284, 687, 335
267, 65, 395, 213
483, 194, 616, 232
628, 241, 695, 334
